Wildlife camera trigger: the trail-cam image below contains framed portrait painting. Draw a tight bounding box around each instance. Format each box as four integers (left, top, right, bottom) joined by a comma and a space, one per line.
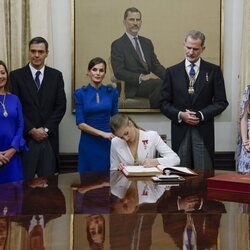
71, 0, 223, 112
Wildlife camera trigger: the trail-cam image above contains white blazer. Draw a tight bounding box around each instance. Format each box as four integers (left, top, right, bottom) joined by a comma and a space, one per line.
110, 130, 180, 170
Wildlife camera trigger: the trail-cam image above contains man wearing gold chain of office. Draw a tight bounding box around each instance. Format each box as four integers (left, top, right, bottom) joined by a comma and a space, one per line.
160, 30, 228, 169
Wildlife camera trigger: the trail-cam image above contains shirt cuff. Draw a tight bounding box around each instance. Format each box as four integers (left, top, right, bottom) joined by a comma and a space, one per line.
198, 111, 204, 121
178, 112, 182, 123
177, 196, 181, 210
139, 74, 143, 84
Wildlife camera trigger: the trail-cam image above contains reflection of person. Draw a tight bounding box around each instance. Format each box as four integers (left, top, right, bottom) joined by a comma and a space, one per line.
160, 30, 228, 169
110, 171, 165, 214
86, 215, 105, 250
12, 176, 65, 249
110, 171, 158, 249
0, 217, 8, 250
74, 57, 118, 172
110, 213, 156, 250
158, 174, 226, 250
75, 172, 110, 214
10, 37, 67, 179
14, 214, 62, 250
110, 114, 180, 170
0, 60, 27, 184
0, 182, 23, 216
162, 213, 224, 250
21, 176, 66, 215
111, 7, 166, 108
235, 86, 250, 173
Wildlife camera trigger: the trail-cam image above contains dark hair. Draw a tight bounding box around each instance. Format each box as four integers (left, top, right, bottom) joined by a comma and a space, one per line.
124, 7, 142, 20
29, 37, 49, 51
185, 30, 206, 47
0, 60, 9, 92
110, 113, 139, 134
88, 57, 107, 73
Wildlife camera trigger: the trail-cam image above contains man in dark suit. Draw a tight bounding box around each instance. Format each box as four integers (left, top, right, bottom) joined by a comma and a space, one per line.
111, 7, 166, 108
160, 30, 228, 169
10, 37, 66, 179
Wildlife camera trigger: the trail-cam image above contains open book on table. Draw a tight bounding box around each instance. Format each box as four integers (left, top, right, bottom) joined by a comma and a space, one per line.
122, 165, 198, 177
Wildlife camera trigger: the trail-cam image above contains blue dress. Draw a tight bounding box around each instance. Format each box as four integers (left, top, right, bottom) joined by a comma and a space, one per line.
0, 94, 27, 184
74, 84, 118, 172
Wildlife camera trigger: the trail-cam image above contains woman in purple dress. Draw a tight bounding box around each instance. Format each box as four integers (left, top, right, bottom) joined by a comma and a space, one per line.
74, 57, 118, 172
0, 60, 27, 184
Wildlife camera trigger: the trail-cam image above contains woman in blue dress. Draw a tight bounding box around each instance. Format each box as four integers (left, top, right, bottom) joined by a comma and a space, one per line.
74, 57, 118, 172
0, 60, 27, 184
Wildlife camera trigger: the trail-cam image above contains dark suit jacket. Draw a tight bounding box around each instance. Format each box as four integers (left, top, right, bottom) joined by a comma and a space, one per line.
160, 59, 228, 164
9, 64, 66, 156
111, 33, 165, 97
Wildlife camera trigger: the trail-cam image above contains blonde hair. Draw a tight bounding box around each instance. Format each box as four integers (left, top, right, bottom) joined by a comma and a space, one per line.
110, 114, 139, 133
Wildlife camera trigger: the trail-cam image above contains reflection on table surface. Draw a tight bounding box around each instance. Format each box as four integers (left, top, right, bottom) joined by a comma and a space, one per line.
0, 170, 249, 249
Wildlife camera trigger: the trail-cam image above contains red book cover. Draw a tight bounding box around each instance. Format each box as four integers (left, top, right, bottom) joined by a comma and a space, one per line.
207, 173, 250, 194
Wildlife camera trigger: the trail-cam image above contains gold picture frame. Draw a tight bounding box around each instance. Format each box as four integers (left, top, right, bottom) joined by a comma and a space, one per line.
71, 0, 223, 113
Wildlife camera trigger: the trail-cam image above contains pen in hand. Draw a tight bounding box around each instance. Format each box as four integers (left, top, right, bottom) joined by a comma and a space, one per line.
142, 153, 160, 168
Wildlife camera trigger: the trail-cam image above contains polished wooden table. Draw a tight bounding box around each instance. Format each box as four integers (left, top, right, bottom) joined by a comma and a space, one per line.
0, 170, 249, 249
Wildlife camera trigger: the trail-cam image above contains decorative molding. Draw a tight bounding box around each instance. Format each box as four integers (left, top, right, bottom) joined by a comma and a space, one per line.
58, 151, 236, 173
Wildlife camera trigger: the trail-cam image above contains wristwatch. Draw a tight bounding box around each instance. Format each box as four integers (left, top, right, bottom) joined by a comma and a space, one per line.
44, 127, 49, 134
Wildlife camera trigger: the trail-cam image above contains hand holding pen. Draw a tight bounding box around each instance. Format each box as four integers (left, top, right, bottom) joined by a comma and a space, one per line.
142, 153, 159, 167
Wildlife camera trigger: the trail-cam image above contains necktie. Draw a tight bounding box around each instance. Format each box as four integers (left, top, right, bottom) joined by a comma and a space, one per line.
134, 37, 148, 70
189, 64, 195, 78
35, 71, 41, 89
134, 37, 144, 61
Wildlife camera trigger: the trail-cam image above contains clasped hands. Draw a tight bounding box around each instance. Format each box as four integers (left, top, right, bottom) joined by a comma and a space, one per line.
29, 177, 48, 188
29, 127, 49, 142
140, 72, 159, 82
178, 195, 202, 212
0, 148, 16, 166
180, 109, 200, 125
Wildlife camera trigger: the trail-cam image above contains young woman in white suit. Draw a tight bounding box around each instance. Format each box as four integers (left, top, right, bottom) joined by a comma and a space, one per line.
110, 114, 180, 170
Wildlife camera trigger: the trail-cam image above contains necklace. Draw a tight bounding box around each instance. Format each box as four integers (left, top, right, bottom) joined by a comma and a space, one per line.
0, 94, 8, 118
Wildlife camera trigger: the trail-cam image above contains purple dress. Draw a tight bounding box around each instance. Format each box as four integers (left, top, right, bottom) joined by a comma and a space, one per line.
74, 84, 118, 172
235, 86, 250, 173
0, 94, 27, 184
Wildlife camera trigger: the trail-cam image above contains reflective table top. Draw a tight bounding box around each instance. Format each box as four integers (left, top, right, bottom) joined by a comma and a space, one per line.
0, 170, 249, 249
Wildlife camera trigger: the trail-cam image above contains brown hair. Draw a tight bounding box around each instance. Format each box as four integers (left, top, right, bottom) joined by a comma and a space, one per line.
124, 7, 142, 20
0, 60, 9, 92
88, 57, 107, 73
29, 36, 49, 51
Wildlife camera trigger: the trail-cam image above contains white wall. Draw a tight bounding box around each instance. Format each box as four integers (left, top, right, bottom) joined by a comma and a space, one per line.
51, 0, 244, 153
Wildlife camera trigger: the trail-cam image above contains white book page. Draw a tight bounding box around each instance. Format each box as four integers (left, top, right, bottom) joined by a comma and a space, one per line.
157, 165, 197, 175
124, 166, 160, 173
